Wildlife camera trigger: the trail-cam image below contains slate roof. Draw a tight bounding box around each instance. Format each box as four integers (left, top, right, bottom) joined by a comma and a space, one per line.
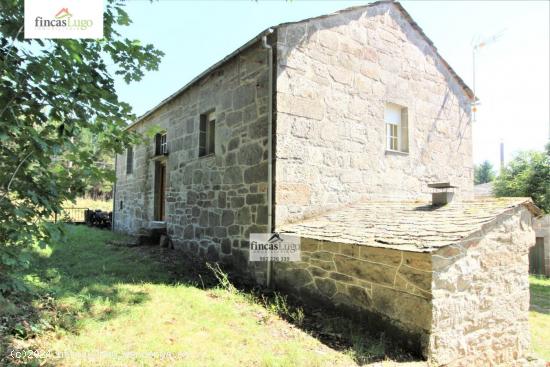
126, 0, 474, 131
278, 198, 540, 252
474, 182, 494, 197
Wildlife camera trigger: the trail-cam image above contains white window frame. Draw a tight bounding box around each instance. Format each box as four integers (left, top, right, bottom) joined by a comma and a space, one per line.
384, 103, 408, 153
159, 133, 167, 155
386, 122, 399, 151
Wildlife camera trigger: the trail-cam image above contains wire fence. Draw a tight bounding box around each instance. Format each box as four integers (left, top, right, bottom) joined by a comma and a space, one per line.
51, 207, 88, 223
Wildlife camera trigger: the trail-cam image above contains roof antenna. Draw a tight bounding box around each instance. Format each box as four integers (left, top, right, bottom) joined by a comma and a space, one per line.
471, 30, 505, 122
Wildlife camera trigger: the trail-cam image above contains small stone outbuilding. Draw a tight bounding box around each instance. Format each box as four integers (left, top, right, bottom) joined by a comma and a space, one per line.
276, 197, 540, 365
113, 1, 540, 365
475, 183, 550, 277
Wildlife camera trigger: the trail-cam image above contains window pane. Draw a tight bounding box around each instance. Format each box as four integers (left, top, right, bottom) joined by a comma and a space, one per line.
207, 119, 215, 155
126, 146, 133, 174
384, 103, 401, 125
386, 102, 408, 151
386, 123, 399, 150
160, 134, 167, 154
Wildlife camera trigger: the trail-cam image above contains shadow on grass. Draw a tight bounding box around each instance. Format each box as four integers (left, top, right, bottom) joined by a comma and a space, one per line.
2, 225, 418, 366
530, 277, 550, 315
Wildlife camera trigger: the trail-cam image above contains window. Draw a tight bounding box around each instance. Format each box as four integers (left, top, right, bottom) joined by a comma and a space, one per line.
199, 111, 215, 157
384, 103, 409, 153
155, 132, 168, 156
126, 146, 133, 174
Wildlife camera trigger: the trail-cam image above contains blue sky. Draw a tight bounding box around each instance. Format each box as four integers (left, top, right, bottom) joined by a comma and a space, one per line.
114, 1, 549, 169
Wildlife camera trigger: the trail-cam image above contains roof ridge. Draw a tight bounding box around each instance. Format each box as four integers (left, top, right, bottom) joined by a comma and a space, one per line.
126, 0, 473, 131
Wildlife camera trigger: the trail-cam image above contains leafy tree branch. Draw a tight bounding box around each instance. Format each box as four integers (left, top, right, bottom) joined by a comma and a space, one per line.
0, 0, 164, 293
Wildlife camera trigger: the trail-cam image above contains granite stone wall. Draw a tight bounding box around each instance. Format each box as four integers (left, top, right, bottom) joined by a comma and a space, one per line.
274, 2, 474, 225
273, 206, 536, 363
430, 206, 535, 366
272, 237, 433, 354
114, 43, 270, 269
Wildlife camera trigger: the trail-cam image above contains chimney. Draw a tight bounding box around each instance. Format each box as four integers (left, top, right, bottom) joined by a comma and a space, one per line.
428, 182, 457, 206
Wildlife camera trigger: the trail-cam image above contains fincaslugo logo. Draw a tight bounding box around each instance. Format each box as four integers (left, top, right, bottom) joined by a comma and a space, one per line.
25, 0, 103, 39
249, 233, 301, 262
33, 7, 93, 31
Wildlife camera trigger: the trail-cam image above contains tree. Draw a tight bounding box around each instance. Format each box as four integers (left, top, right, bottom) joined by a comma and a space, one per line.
493, 143, 550, 213
64, 128, 116, 200
0, 0, 164, 292
474, 160, 496, 185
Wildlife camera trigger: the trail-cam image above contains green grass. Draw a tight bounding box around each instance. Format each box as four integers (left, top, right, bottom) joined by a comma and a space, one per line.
1, 226, 382, 367
530, 275, 550, 360
2, 226, 546, 366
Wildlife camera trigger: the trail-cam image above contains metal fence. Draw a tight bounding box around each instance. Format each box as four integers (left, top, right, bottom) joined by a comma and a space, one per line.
53, 207, 88, 223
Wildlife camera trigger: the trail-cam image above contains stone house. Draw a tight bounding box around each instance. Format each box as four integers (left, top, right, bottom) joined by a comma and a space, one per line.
114, 1, 540, 365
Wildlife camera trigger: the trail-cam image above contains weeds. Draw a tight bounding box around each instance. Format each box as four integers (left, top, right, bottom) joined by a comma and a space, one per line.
205, 262, 305, 326
262, 292, 305, 326
205, 262, 236, 293
346, 332, 386, 364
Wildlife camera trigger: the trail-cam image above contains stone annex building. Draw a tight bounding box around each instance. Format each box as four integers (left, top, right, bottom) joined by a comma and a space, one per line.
113, 1, 541, 365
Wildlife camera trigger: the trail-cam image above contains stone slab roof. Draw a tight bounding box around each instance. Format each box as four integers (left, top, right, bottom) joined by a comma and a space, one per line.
474, 182, 494, 197
278, 198, 539, 252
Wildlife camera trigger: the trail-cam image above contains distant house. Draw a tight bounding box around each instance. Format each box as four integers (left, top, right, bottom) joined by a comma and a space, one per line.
473, 182, 494, 197
114, 1, 539, 364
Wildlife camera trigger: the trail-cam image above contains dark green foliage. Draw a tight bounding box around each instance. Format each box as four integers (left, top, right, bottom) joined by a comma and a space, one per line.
474, 160, 495, 185
0, 0, 164, 293
493, 143, 550, 213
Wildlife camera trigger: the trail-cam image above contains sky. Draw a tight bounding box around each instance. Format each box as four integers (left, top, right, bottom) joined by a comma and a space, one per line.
113, 0, 550, 169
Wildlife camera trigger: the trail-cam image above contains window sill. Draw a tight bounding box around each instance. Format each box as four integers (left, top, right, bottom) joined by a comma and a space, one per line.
385, 149, 409, 156
151, 154, 168, 162
150, 220, 166, 228
198, 153, 215, 160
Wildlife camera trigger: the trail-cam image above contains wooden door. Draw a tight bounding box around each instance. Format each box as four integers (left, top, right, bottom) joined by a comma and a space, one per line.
529, 237, 545, 275
159, 162, 166, 221
155, 161, 167, 221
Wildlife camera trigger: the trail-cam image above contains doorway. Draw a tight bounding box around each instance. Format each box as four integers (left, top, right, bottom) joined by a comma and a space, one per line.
529, 237, 546, 276
154, 161, 167, 221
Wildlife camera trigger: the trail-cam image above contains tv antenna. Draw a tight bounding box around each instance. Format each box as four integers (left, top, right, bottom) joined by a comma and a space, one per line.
471, 30, 505, 122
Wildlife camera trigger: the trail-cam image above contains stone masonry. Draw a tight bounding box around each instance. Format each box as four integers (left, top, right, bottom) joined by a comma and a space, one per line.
274, 2, 474, 225
114, 43, 270, 270
430, 206, 535, 366
273, 239, 432, 353
276, 198, 538, 364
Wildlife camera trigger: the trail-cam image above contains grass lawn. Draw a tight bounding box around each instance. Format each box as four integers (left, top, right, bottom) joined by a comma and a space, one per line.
0, 226, 421, 367
1, 226, 547, 366
529, 275, 550, 360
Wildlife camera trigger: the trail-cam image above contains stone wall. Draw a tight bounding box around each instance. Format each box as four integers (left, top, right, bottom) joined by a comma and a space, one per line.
272, 237, 433, 354
274, 2, 474, 225
430, 206, 535, 366
114, 43, 270, 268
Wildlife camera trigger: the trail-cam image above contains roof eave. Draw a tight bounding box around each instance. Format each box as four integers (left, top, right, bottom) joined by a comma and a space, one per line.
124, 27, 274, 132
124, 0, 475, 131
